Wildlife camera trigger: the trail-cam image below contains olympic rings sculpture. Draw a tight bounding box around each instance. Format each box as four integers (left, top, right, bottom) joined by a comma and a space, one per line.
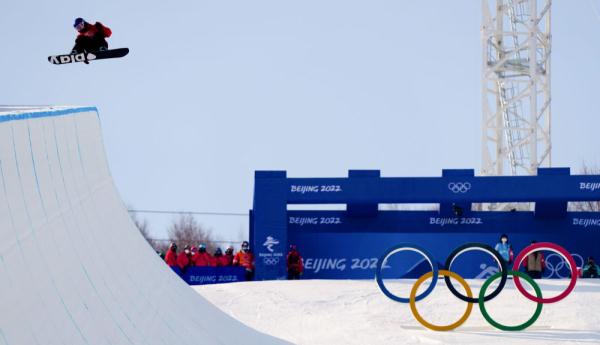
375, 242, 578, 331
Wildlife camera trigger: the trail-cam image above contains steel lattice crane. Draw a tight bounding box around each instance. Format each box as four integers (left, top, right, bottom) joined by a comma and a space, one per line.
481, 0, 552, 179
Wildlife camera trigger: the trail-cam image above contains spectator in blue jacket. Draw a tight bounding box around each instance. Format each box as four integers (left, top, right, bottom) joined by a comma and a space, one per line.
494, 234, 514, 265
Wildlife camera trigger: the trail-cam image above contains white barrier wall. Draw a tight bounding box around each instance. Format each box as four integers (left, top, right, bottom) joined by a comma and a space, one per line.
0, 107, 288, 345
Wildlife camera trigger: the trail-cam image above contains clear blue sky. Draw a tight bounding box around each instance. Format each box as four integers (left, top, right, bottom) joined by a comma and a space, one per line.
1, 1, 599, 242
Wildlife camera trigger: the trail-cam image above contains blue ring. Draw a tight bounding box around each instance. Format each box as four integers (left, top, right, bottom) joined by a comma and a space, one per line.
375, 243, 438, 303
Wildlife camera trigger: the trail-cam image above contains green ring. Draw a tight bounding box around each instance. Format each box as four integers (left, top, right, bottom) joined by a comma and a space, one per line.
478, 270, 543, 331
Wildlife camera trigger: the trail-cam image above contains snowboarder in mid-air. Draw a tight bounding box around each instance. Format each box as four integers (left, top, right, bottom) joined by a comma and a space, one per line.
71, 18, 112, 55
47, 17, 128, 65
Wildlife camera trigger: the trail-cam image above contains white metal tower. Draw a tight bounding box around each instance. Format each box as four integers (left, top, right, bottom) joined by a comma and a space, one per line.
481, 0, 552, 177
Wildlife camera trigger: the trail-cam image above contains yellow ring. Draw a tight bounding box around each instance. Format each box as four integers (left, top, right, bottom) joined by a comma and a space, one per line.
409, 269, 473, 331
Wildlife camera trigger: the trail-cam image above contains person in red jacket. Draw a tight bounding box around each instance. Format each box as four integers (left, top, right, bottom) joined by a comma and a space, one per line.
164, 243, 178, 267
192, 244, 213, 267
233, 241, 255, 280
224, 246, 235, 266
176, 245, 192, 271
287, 244, 303, 280
213, 248, 231, 267
72, 17, 112, 54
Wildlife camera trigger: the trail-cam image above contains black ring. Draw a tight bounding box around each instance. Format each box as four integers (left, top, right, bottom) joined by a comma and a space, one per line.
444, 242, 508, 303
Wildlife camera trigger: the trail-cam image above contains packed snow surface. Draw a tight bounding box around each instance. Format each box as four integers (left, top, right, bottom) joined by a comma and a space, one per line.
195, 279, 600, 345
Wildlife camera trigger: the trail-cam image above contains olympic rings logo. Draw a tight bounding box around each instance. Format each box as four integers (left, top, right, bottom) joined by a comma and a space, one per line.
448, 182, 471, 193
543, 253, 584, 279
263, 257, 280, 266
375, 242, 578, 331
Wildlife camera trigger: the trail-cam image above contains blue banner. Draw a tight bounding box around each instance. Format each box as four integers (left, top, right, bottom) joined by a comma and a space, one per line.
287, 211, 599, 279
252, 168, 600, 280
170, 266, 247, 285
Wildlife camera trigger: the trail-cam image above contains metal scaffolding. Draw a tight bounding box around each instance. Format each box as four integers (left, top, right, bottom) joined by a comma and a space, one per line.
481, 0, 552, 178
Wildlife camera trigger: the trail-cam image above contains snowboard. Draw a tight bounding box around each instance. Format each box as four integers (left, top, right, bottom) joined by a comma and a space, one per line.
48, 48, 129, 65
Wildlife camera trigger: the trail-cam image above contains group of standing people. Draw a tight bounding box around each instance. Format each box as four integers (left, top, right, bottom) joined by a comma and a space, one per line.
164, 240, 256, 280
494, 233, 599, 279
494, 234, 545, 279
163, 241, 305, 281
494, 234, 549, 279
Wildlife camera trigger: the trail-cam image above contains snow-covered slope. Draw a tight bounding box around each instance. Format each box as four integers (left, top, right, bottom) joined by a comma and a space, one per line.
0, 106, 288, 345
196, 279, 600, 345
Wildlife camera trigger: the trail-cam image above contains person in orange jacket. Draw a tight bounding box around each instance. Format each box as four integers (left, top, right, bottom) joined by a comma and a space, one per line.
192, 244, 213, 266
164, 242, 178, 267
287, 244, 303, 280
176, 245, 191, 271
213, 248, 231, 266
233, 241, 255, 280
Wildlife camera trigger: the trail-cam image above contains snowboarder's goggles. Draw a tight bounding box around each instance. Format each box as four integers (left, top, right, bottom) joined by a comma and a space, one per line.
375, 242, 578, 331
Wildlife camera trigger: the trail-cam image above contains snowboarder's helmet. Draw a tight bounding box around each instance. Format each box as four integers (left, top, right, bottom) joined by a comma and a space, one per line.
74, 18, 86, 32
215, 248, 222, 255
73, 18, 85, 27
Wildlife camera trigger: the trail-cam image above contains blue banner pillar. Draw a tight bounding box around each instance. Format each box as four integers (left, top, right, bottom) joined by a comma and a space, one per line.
535, 167, 570, 218
253, 171, 288, 280
347, 170, 380, 217
441, 169, 474, 217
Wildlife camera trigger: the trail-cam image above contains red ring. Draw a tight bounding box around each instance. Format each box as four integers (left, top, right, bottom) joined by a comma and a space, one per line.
512, 242, 577, 303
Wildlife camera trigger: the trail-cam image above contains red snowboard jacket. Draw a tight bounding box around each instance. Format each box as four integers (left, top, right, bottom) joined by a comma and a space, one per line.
214, 255, 231, 267
176, 252, 191, 270
223, 253, 234, 266
77, 22, 112, 40
164, 250, 177, 267
193, 252, 214, 267
287, 250, 303, 273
